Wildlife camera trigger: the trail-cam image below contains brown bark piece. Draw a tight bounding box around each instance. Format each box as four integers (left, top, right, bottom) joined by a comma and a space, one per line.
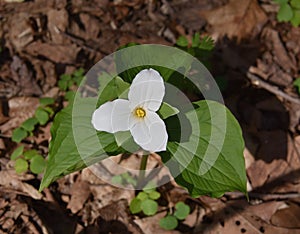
47, 9, 69, 44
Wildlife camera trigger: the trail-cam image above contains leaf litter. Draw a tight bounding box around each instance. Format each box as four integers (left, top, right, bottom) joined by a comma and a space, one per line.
0, 0, 300, 233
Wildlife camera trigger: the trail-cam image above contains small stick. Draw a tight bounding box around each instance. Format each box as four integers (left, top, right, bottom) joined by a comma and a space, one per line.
246, 72, 300, 105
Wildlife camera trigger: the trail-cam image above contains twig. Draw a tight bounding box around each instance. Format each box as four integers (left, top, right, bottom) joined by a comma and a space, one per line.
246, 72, 300, 105
225, 191, 300, 201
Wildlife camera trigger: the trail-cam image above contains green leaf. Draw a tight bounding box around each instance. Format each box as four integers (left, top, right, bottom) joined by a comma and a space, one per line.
141, 199, 158, 216
129, 198, 142, 214
159, 215, 178, 230
174, 202, 190, 220
39, 97, 55, 106
11, 145, 24, 160
192, 32, 200, 48
35, 108, 49, 125
148, 191, 161, 200
161, 100, 247, 197
291, 9, 300, 26
39, 97, 124, 191
111, 175, 123, 185
291, 0, 300, 9
30, 155, 47, 174
157, 102, 179, 120
294, 78, 300, 94
12, 127, 28, 143
15, 158, 28, 174
176, 36, 189, 47
21, 117, 38, 132
114, 131, 139, 152
97, 75, 130, 106
277, 3, 293, 21
65, 90, 76, 102
24, 149, 39, 160
43, 106, 55, 116
58, 79, 68, 91
73, 68, 85, 86
137, 192, 148, 201
274, 0, 288, 4
199, 36, 214, 51
115, 45, 192, 83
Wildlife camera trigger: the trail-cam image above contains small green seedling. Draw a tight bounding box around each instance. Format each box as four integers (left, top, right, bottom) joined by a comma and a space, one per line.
10, 146, 47, 174
129, 182, 160, 216
12, 97, 55, 143
176, 32, 214, 52
111, 172, 137, 186
159, 202, 191, 230
274, 0, 300, 26
294, 78, 300, 94
58, 68, 85, 102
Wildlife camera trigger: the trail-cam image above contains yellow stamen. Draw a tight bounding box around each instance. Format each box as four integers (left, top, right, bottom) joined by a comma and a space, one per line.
135, 107, 146, 118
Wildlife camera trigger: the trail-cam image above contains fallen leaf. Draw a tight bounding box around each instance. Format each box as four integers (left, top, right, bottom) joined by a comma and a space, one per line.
201, 0, 267, 41
271, 203, 300, 228
25, 41, 79, 64
0, 170, 42, 199
0, 97, 39, 133
262, 28, 297, 72
67, 176, 90, 214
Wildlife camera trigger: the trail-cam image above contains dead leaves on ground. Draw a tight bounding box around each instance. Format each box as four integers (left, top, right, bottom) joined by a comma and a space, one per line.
202, 0, 267, 41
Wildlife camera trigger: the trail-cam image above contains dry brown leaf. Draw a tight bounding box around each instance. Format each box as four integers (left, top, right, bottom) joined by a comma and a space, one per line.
271, 203, 300, 228
263, 28, 297, 72
0, 170, 42, 199
67, 177, 90, 214
10, 56, 43, 96
0, 96, 39, 133
202, 0, 267, 41
25, 41, 80, 64
47, 9, 69, 44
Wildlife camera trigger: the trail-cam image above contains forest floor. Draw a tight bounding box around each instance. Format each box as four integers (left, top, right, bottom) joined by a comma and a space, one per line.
0, 0, 300, 233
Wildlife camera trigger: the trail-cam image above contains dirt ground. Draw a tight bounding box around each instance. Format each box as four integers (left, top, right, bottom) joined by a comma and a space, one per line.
0, 0, 300, 233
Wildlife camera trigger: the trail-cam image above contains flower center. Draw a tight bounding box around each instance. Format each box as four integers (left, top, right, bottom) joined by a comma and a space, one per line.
134, 107, 146, 118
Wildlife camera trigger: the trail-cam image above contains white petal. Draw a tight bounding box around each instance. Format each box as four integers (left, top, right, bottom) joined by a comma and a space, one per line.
128, 68, 165, 112
130, 111, 168, 152
92, 99, 131, 133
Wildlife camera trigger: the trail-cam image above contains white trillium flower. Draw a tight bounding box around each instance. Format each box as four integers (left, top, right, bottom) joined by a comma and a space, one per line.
91, 68, 168, 152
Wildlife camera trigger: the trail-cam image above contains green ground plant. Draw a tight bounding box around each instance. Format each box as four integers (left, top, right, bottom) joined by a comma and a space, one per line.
10, 68, 85, 175
274, 0, 300, 26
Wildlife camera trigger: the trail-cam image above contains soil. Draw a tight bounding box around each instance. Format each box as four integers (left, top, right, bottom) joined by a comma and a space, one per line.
0, 0, 300, 233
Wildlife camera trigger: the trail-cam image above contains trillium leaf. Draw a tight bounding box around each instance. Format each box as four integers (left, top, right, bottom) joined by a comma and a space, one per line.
39, 97, 124, 191
97, 75, 130, 105
161, 100, 247, 197
157, 102, 179, 120
115, 44, 192, 83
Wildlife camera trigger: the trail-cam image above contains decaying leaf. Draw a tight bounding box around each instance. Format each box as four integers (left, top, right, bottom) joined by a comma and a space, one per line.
201, 0, 267, 41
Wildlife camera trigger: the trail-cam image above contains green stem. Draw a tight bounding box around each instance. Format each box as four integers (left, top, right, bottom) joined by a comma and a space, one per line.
137, 154, 149, 189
